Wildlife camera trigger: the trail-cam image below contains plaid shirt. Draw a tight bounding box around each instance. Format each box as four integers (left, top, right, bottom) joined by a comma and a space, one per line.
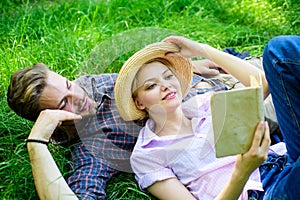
53, 73, 227, 200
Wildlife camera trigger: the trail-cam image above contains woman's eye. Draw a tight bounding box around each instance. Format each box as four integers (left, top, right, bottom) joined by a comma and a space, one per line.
166, 74, 174, 80
146, 83, 156, 90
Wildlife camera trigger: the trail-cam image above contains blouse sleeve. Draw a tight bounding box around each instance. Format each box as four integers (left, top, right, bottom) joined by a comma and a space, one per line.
130, 145, 176, 190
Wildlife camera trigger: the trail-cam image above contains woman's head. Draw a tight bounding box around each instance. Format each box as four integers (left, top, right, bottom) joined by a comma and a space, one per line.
114, 42, 193, 121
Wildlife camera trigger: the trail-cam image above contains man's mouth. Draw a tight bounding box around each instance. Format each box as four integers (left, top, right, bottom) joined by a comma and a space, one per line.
162, 92, 176, 100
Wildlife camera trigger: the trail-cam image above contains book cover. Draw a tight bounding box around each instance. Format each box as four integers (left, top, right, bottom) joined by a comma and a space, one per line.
211, 76, 264, 158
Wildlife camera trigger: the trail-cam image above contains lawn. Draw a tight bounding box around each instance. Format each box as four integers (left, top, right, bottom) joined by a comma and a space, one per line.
0, 0, 299, 199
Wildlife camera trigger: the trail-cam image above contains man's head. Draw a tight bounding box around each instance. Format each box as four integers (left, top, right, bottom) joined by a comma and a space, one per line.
7, 63, 97, 122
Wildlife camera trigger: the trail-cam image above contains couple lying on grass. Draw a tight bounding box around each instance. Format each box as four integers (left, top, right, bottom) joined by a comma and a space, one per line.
8, 35, 299, 199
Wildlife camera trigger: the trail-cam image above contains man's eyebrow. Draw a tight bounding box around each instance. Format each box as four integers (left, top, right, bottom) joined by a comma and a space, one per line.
66, 79, 71, 89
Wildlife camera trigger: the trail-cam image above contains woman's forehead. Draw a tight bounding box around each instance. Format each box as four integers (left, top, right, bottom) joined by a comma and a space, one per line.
138, 62, 170, 78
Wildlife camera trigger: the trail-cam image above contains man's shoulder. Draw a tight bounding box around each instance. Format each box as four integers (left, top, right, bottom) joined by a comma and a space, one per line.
76, 73, 118, 83
75, 73, 118, 91
75, 73, 118, 100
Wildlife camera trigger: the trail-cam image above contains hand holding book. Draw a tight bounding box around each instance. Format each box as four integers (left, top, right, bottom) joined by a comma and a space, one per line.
211, 75, 264, 158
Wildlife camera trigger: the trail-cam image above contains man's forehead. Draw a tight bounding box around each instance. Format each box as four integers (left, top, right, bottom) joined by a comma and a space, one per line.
45, 71, 72, 90
40, 71, 67, 103
47, 71, 66, 82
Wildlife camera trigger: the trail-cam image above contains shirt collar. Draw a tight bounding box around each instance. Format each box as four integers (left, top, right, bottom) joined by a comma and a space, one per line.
74, 74, 118, 103
139, 118, 195, 148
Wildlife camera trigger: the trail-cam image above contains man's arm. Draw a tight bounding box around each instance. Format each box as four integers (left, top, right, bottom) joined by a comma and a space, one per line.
27, 143, 77, 200
191, 59, 220, 76
26, 110, 81, 200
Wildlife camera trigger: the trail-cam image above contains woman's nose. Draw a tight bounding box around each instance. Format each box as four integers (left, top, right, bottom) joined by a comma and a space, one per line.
161, 82, 171, 91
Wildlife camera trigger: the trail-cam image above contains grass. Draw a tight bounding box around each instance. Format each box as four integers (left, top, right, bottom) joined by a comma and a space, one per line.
0, 0, 299, 199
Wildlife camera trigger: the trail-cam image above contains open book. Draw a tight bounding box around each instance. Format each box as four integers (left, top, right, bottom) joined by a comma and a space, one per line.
211, 75, 264, 158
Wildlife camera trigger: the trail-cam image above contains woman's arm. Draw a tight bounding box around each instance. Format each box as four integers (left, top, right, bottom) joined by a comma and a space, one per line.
27, 109, 82, 200
164, 36, 269, 98
145, 123, 269, 200
216, 121, 270, 200
147, 178, 196, 200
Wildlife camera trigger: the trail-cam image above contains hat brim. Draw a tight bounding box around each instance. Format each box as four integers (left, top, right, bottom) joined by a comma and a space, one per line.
115, 42, 193, 121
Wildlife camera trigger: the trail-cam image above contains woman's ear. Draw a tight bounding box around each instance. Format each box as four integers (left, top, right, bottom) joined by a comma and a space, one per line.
134, 99, 145, 110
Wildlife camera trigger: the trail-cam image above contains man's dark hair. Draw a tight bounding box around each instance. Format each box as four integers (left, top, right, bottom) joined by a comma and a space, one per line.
7, 63, 49, 121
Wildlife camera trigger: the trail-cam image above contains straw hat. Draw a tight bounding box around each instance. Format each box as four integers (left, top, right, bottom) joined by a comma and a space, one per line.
114, 42, 193, 121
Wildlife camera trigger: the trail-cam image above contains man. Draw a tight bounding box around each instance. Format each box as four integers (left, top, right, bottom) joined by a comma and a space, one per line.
7, 57, 229, 199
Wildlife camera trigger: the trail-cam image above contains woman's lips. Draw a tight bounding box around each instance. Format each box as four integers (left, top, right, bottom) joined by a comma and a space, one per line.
162, 92, 176, 100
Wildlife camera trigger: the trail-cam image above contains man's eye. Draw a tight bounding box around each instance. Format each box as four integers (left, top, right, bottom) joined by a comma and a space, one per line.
59, 99, 68, 110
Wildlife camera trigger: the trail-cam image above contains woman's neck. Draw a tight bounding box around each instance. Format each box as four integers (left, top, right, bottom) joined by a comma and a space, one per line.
150, 108, 193, 136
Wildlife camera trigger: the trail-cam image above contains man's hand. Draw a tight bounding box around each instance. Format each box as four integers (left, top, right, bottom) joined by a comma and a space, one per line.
191, 59, 220, 76
28, 109, 82, 141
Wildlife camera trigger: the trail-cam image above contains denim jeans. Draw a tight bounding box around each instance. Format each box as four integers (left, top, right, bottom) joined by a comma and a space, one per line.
261, 35, 300, 199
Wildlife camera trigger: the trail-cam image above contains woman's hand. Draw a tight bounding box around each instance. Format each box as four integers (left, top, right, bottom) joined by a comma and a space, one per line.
163, 36, 210, 58
28, 109, 82, 141
235, 121, 271, 177
216, 121, 270, 200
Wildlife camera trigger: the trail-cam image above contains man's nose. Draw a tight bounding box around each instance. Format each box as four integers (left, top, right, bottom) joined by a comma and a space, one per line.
67, 90, 82, 105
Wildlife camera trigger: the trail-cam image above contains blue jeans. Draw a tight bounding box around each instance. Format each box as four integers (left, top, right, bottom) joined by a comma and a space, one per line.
261, 35, 300, 199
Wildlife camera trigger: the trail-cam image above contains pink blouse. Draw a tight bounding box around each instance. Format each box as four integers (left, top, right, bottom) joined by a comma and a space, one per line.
130, 93, 263, 199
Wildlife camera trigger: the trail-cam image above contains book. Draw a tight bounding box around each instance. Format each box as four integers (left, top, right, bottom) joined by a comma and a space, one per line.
210, 76, 264, 158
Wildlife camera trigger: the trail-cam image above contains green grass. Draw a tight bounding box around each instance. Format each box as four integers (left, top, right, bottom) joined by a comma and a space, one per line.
0, 0, 299, 199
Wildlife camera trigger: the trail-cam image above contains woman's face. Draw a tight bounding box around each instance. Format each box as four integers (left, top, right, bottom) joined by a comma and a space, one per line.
133, 62, 182, 115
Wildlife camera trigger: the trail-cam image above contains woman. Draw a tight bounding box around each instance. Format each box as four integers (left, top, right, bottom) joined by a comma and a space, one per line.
114, 36, 285, 199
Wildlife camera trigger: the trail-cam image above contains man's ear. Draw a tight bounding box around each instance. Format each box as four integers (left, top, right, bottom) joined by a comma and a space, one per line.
134, 99, 145, 110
